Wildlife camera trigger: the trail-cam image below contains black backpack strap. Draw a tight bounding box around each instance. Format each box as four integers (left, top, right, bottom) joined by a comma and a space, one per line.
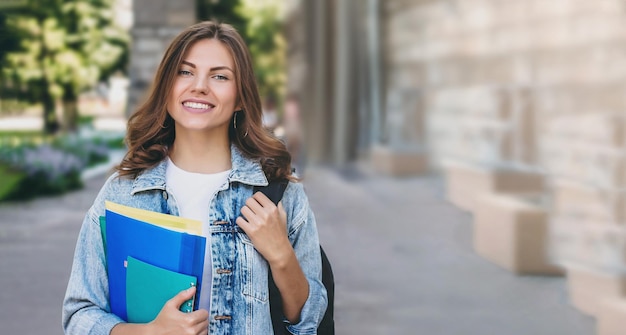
253, 179, 289, 206
254, 179, 335, 335
318, 246, 335, 335
254, 180, 290, 334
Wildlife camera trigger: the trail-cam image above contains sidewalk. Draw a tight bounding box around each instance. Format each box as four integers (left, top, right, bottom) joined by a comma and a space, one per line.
302, 165, 595, 335
0, 164, 596, 335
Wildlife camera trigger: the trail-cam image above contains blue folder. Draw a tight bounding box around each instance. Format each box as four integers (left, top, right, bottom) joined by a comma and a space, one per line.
104, 209, 206, 321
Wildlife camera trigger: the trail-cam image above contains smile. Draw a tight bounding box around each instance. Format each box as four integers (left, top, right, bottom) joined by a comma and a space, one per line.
183, 101, 214, 110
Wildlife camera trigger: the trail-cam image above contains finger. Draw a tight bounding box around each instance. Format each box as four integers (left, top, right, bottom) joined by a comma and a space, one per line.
193, 308, 209, 320
245, 196, 264, 213
194, 318, 210, 335
166, 286, 196, 310
188, 309, 210, 325
239, 205, 256, 223
253, 191, 275, 207
235, 216, 253, 233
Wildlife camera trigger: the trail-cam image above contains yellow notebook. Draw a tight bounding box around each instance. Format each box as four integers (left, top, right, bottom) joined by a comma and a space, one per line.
105, 201, 203, 236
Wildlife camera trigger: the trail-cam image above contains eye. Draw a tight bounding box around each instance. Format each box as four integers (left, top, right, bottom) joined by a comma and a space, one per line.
213, 74, 229, 81
178, 70, 192, 76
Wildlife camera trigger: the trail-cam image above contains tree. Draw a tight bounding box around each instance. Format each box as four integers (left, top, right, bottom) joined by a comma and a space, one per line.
1, 0, 128, 133
197, 0, 248, 39
238, 0, 287, 107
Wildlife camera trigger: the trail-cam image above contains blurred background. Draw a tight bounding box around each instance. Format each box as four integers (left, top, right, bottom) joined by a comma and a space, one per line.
1, 0, 626, 334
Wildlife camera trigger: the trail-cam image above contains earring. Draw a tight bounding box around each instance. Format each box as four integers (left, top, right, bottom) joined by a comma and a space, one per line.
233, 110, 248, 138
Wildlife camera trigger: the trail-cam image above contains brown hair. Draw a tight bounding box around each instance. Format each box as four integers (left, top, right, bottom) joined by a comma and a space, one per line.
117, 21, 293, 181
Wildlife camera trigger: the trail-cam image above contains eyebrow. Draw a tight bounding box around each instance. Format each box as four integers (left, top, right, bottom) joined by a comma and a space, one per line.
181, 60, 234, 73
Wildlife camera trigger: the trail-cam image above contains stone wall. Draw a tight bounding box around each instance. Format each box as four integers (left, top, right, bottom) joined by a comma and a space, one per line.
383, 0, 626, 326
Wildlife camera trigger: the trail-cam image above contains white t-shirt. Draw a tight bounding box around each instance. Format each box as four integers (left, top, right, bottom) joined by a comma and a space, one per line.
165, 157, 230, 311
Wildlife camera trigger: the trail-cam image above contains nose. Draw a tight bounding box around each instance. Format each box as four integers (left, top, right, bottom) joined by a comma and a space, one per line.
191, 77, 209, 94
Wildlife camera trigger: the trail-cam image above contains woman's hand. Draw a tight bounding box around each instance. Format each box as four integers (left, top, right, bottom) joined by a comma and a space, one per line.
111, 287, 209, 335
236, 191, 310, 323
236, 191, 291, 266
148, 286, 209, 335
149, 287, 209, 335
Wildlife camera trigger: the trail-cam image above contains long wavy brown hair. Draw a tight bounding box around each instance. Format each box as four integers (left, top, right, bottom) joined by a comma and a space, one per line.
117, 21, 293, 182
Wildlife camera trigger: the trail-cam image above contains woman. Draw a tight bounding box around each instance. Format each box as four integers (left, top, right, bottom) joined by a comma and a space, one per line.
62, 21, 327, 335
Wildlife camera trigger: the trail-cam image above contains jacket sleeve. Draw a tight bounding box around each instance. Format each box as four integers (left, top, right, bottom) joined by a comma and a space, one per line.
283, 182, 329, 335
62, 179, 124, 334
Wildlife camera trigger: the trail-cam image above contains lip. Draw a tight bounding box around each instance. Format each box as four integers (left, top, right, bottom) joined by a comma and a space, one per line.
181, 99, 215, 113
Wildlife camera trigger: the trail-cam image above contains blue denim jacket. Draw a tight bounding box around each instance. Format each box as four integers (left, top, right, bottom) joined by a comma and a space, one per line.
62, 146, 327, 335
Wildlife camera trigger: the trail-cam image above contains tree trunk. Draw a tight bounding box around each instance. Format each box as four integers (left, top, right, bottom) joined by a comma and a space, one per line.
37, 15, 59, 135
62, 88, 79, 132
42, 90, 59, 134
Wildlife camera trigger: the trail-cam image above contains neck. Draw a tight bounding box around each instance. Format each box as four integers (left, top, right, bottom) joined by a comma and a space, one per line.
169, 130, 231, 174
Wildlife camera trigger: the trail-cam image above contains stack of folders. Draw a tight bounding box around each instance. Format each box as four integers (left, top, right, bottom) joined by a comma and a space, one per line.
100, 201, 206, 323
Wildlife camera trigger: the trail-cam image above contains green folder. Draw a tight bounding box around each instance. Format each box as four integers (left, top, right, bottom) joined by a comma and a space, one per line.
126, 256, 197, 323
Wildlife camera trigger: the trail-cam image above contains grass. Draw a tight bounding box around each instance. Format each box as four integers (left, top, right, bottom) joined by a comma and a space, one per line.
0, 163, 25, 201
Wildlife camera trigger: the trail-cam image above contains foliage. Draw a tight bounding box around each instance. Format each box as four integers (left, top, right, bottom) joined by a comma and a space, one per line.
0, 0, 129, 132
0, 130, 124, 200
0, 163, 25, 201
197, 0, 248, 39
0, 143, 84, 199
51, 134, 110, 168
238, 0, 287, 106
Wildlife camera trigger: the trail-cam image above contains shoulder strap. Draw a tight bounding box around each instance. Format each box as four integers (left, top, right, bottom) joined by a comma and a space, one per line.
253, 179, 289, 205
255, 178, 335, 335
253, 179, 290, 334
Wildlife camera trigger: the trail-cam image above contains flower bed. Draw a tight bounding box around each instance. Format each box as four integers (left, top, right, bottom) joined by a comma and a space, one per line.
0, 132, 123, 201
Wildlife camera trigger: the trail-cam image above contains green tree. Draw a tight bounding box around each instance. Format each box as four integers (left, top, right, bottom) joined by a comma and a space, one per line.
238, 0, 286, 107
1, 0, 128, 133
197, 0, 248, 39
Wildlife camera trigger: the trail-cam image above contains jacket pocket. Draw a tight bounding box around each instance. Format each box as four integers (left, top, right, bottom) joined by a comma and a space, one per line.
238, 233, 269, 302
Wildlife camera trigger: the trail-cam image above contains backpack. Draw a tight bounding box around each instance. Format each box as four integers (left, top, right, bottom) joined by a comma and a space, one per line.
253, 180, 335, 335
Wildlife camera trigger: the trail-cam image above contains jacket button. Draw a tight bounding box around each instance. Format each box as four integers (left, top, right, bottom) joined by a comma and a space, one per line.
162, 191, 168, 200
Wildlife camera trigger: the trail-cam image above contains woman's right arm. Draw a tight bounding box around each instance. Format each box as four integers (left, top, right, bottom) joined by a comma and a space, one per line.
62, 182, 208, 335
62, 202, 125, 334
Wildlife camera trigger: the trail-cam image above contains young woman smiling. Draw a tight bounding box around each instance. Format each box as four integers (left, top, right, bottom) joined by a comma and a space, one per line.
62, 21, 327, 335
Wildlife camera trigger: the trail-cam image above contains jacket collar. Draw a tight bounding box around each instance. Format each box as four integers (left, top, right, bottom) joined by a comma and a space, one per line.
131, 144, 268, 194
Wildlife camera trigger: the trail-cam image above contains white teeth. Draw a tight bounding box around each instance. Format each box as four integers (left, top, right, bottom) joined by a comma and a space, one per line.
183, 101, 210, 110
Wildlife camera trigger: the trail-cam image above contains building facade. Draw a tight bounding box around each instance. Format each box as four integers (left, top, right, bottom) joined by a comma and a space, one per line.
286, 0, 626, 333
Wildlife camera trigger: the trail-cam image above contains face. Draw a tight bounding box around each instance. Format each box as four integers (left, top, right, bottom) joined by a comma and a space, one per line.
167, 38, 238, 137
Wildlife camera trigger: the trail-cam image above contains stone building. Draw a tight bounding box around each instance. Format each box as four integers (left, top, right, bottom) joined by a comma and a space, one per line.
285, 1, 626, 334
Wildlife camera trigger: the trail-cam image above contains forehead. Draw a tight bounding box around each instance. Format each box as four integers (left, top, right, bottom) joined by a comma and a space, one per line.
182, 38, 235, 69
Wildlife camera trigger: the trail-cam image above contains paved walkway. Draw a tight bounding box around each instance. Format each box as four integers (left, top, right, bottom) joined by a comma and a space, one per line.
304, 166, 595, 334
0, 164, 596, 335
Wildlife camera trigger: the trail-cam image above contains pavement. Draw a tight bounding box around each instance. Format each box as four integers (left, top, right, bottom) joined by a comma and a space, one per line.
0, 163, 596, 335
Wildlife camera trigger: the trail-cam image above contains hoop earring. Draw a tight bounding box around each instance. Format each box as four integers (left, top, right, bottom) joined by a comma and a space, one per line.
233, 111, 239, 129
233, 110, 248, 138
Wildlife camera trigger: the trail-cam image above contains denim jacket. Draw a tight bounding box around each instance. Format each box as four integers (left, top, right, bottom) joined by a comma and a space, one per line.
62, 146, 327, 335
